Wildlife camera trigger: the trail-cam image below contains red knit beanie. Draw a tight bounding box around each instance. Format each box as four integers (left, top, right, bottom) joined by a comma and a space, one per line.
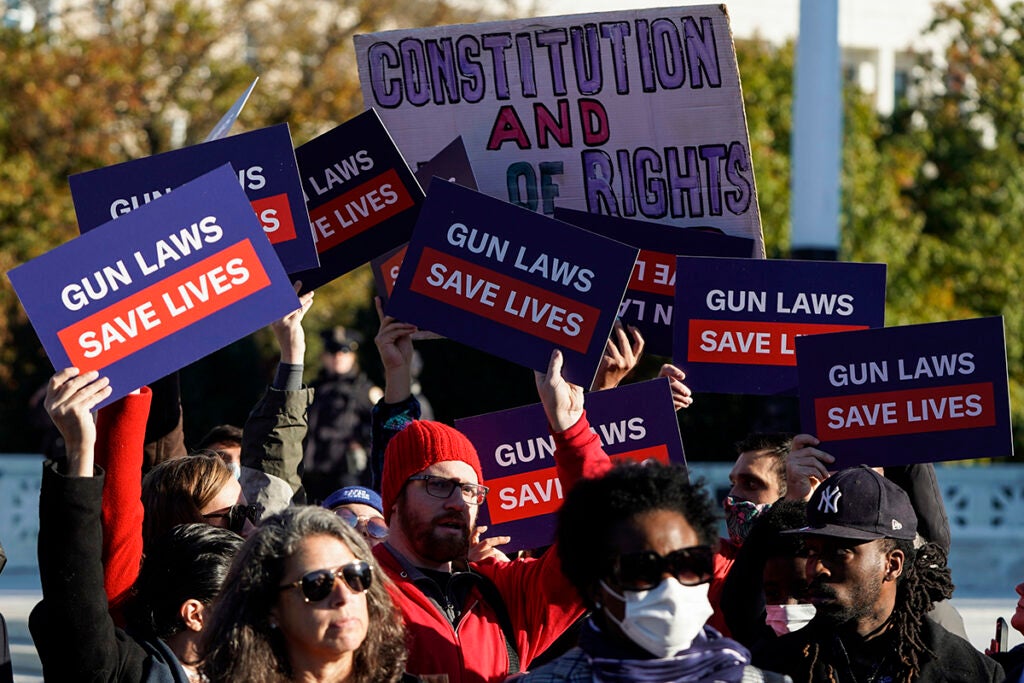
381, 420, 484, 523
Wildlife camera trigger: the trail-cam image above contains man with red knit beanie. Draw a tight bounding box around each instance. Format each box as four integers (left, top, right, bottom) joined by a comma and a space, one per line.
372, 307, 610, 683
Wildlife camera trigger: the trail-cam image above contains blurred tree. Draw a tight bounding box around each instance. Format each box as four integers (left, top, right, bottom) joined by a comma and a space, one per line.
0, 0, 507, 451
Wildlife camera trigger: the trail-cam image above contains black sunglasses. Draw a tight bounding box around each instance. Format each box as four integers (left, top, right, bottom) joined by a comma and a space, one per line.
334, 507, 389, 540
611, 545, 714, 591
279, 561, 373, 602
202, 502, 264, 534
406, 474, 489, 505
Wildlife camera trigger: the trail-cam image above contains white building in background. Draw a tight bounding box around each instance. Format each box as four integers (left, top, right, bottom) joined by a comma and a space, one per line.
522, 0, 1012, 115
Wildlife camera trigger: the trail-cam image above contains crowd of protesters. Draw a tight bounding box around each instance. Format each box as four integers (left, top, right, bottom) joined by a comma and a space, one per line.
14, 284, 1020, 683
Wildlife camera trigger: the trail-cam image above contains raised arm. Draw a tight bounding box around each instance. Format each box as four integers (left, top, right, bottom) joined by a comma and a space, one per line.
535, 349, 611, 488
241, 284, 315, 501
33, 369, 151, 680
95, 385, 152, 615
369, 298, 421, 490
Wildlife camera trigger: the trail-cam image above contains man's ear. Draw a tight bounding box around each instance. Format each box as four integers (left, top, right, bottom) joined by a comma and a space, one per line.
179, 599, 206, 632
884, 547, 905, 583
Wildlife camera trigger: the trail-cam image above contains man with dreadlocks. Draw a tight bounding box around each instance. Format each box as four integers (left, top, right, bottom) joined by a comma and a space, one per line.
752, 466, 1001, 683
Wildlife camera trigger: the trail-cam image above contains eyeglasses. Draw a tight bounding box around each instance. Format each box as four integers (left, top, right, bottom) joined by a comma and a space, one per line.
334, 507, 389, 540
279, 561, 373, 602
407, 474, 489, 505
611, 545, 714, 591
202, 502, 264, 534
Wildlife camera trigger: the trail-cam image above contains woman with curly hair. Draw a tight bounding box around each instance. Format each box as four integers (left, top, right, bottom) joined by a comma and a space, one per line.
201, 505, 409, 683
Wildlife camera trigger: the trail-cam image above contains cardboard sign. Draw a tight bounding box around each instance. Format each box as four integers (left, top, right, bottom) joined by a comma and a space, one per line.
673, 257, 886, 395
387, 179, 638, 388
355, 6, 764, 257
292, 109, 424, 292
554, 207, 753, 355
9, 165, 300, 408
70, 124, 318, 274
797, 317, 1013, 467
414, 136, 479, 190
455, 377, 685, 551
371, 136, 480, 304
204, 77, 259, 142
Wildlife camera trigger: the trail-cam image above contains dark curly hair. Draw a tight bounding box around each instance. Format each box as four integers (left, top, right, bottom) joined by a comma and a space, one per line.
200, 506, 407, 683
556, 462, 717, 604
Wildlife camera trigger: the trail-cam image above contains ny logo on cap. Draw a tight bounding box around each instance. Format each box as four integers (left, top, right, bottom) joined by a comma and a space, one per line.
818, 486, 842, 514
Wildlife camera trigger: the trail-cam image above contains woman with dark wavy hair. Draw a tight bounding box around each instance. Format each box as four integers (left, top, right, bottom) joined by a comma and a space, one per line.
201, 505, 408, 683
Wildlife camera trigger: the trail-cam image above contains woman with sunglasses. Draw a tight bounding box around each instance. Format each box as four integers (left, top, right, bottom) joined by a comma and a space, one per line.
513, 462, 789, 683
201, 505, 409, 683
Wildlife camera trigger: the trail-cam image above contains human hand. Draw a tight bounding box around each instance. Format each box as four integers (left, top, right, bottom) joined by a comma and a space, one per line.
591, 320, 644, 391
534, 349, 584, 432
658, 364, 694, 410
374, 297, 418, 403
468, 525, 511, 564
271, 281, 313, 365
785, 434, 835, 502
44, 368, 112, 477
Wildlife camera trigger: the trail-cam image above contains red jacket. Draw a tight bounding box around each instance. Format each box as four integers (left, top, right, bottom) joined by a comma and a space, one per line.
375, 412, 609, 683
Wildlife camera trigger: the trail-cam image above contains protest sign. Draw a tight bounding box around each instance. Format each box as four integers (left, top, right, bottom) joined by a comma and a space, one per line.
554, 207, 752, 355
203, 77, 259, 142
292, 109, 424, 292
673, 257, 886, 395
371, 136, 479, 304
387, 179, 638, 388
355, 6, 764, 257
413, 136, 478, 190
455, 377, 685, 551
70, 123, 318, 274
797, 317, 1012, 467
9, 164, 300, 408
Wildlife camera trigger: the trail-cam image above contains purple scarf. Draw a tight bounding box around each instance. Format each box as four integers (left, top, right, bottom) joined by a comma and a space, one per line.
579, 620, 752, 683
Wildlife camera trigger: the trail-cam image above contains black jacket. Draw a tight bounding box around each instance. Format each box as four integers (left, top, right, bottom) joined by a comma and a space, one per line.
29, 460, 189, 683
752, 615, 1002, 683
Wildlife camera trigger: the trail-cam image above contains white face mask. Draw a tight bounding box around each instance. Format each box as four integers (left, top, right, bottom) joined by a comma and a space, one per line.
228, 462, 242, 481
765, 603, 816, 636
599, 578, 713, 658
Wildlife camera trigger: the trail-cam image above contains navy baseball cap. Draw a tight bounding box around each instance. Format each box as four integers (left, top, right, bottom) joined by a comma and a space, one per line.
322, 486, 383, 515
785, 465, 917, 541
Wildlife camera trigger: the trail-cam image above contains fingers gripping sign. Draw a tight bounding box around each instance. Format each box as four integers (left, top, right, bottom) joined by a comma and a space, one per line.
785, 434, 835, 502
534, 349, 585, 433
44, 367, 113, 476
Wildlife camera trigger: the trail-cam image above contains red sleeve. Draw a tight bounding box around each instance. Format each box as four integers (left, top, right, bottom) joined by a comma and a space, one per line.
707, 540, 738, 636
95, 387, 152, 618
552, 410, 612, 489
474, 412, 611, 668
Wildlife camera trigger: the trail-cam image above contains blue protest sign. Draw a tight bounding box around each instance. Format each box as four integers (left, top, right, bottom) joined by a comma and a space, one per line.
673, 257, 887, 395
292, 109, 424, 292
69, 123, 318, 274
203, 77, 259, 142
372, 136, 479, 304
554, 208, 753, 356
9, 164, 300, 408
455, 378, 685, 552
797, 317, 1012, 467
387, 179, 638, 388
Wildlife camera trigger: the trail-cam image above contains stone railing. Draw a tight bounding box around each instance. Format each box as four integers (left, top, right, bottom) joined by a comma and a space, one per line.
1, 455, 1023, 595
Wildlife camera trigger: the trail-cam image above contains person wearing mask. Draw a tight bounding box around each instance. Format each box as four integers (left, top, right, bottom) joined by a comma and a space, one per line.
512, 462, 789, 683
753, 466, 1001, 683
